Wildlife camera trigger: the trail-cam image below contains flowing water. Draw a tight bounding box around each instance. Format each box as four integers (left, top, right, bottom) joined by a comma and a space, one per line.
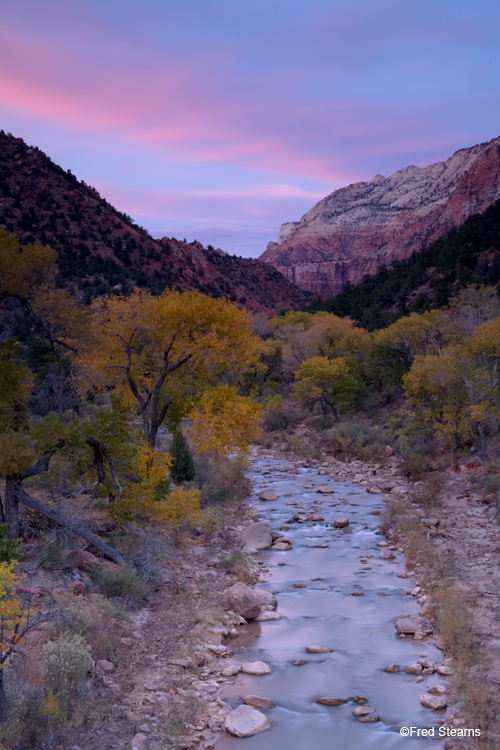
216, 456, 446, 749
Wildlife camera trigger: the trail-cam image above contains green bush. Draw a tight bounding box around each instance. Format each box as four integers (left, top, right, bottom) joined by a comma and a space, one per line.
91, 563, 149, 608
43, 632, 91, 699
194, 453, 251, 505
0, 524, 20, 562
170, 428, 195, 483
325, 419, 388, 462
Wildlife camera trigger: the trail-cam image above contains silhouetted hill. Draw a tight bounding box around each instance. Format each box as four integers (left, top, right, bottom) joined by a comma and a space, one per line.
0, 131, 308, 312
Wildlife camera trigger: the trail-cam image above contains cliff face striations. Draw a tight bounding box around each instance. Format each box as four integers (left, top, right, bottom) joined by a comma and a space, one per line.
260, 137, 500, 297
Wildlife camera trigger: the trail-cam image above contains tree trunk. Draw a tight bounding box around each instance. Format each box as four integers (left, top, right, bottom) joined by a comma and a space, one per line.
5, 477, 19, 539
18, 488, 127, 565
0, 666, 6, 723
450, 437, 460, 466
477, 422, 489, 462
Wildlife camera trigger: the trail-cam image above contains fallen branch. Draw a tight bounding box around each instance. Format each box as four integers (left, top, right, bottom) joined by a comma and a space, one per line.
18, 489, 127, 566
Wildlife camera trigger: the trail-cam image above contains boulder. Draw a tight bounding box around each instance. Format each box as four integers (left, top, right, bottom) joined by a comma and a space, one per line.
359, 714, 380, 722
306, 645, 333, 653
221, 665, 241, 677
395, 616, 433, 635
241, 661, 272, 675
420, 694, 448, 710
317, 486, 334, 494
253, 589, 277, 608
428, 685, 447, 695
368, 486, 383, 494
225, 582, 261, 620
379, 549, 395, 560
255, 611, 283, 622
244, 695, 275, 709
224, 705, 271, 737
131, 733, 149, 750
437, 665, 453, 676
259, 490, 278, 501
333, 517, 349, 528
383, 664, 399, 673
272, 542, 292, 550
405, 663, 423, 674
292, 659, 308, 666
316, 697, 346, 705
96, 659, 115, 674
240, 522, 273, 553
353, 706, 375, 716
385, 445, 394, 457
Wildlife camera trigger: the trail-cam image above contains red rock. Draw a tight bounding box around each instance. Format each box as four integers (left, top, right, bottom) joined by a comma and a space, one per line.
261, 137, 500, 296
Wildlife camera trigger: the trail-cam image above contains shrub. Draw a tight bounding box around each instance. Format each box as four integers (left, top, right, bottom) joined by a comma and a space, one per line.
170, 428, 196, 483
194, 453, 251, 506
325, 419, 387, 462
43, 632, 91, 699
91, 564, 149, 608
0, 524, 20, 562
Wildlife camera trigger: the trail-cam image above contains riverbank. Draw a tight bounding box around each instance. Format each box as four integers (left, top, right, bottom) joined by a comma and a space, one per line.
61, 439, 500, 750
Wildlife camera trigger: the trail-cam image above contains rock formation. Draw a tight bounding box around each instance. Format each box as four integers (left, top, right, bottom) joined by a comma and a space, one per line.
261, 136, 500, 296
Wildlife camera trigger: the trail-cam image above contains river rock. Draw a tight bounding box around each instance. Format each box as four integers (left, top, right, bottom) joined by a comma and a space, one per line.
420, 694, 448, 710
306, 645, 333, 653
437, 665, 453, 676
395, 616, 433, 635
292, 660, 308, 666
383, 664, 399, 673
333, 517, 349, 528
379, 549, 395, 560
244, 695, 275, 709
131, 733, 149, 750
405, 663, 423, 673
239, 523, 273, 553
317, 486, 334, 494
253, 589, 278, 608
221, 665, 241, 676
368, 485, 383, 494
259, 489, 278, 501
225, 582, 261, 620
255, 611, 283, 622
358, 714, 380, 722
428, 685, 447, 695
241, 661, 272, 675
272, 542, 292, 550
353, 706, 375, 716
316, 697, 346, 705
224, 705, 271, 737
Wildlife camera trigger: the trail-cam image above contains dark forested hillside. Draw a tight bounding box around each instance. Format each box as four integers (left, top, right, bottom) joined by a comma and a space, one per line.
306, 199, 500, 330
0, 131, 308, 312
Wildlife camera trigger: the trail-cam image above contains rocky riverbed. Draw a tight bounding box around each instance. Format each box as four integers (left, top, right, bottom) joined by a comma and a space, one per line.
211, 447, 456, 750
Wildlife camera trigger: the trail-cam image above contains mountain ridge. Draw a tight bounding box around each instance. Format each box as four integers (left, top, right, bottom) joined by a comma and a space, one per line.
0, 131, 308, 313
261, 136, 500, 296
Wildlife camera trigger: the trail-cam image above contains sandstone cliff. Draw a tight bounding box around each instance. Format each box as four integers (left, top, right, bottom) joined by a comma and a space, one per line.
260, 136, 500, 297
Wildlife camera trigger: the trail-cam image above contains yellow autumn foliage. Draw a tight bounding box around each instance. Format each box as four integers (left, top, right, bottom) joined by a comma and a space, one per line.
0, 562, 28, 665
188, 386, 262, 456
112, 444, 202, 527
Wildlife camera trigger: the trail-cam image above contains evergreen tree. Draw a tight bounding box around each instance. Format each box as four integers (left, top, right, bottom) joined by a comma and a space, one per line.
170, 428, 195, 483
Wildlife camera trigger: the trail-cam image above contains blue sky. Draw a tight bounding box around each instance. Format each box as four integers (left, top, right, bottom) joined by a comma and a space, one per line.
1, 0, 499, 256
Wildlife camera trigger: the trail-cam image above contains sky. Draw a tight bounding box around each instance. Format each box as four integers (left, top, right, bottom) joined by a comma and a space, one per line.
1, 0, 499, 257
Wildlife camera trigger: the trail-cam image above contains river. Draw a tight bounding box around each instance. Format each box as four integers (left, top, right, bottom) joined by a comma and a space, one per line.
216, 455, 446, 749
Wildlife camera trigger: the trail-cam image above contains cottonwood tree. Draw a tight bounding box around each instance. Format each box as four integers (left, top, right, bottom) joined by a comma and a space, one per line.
75, 289, 259, 448
292, 356, 357, 420
188, 385, 263, 457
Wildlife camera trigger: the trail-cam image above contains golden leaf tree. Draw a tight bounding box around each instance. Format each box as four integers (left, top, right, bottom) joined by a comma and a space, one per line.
75, 289, 259, 448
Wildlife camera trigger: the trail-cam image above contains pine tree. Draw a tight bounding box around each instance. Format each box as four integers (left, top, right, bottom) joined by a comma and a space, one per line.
170, 428, 195, 483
